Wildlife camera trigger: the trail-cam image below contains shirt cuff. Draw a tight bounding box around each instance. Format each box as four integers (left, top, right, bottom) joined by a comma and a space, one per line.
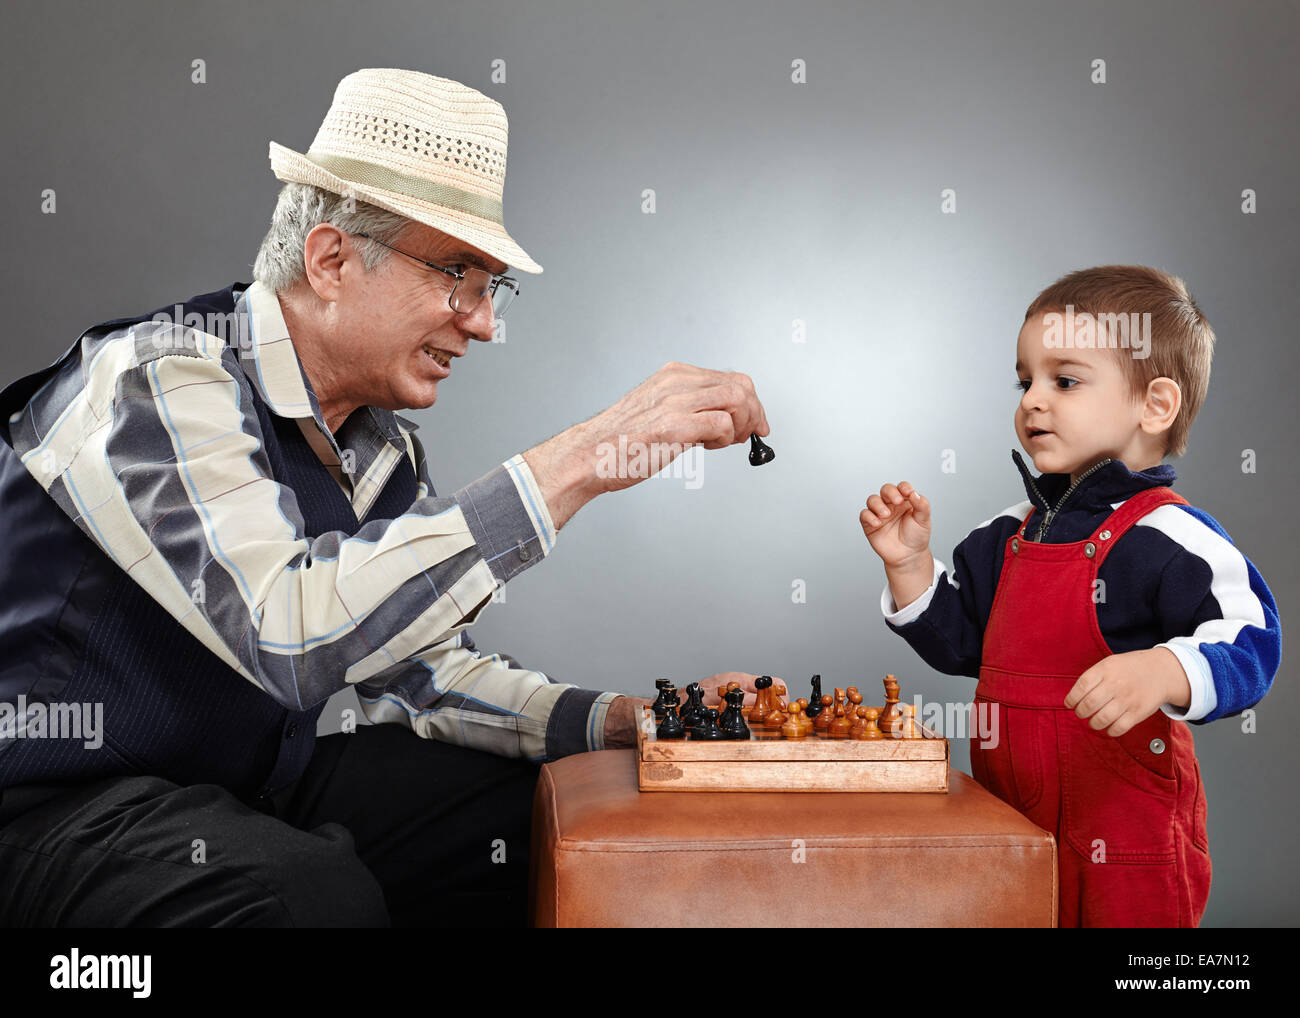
544, 688, 623, 759
454, 454, 558, 586
880, 557, 948, 627
1158, 641, 1218, 722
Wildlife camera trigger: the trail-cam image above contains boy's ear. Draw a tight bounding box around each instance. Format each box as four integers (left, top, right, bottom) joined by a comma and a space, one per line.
1141, 377, 1182, 442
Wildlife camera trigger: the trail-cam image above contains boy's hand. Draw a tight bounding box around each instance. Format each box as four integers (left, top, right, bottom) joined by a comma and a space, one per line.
860, 481, 932, 567
861, 481, 935, 613
1064, 648, 1193, 736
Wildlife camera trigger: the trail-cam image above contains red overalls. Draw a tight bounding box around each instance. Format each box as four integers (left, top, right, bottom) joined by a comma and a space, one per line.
972, 485, 1213, 927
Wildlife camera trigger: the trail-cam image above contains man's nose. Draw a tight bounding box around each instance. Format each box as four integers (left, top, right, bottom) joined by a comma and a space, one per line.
459, 294, 498, 342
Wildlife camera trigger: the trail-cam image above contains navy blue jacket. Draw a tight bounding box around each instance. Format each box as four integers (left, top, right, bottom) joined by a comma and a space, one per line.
884, 451, 1281, 723
0, 285, 418, 799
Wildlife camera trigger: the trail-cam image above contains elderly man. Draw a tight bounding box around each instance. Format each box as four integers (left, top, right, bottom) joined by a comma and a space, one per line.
0, 69, 768, 927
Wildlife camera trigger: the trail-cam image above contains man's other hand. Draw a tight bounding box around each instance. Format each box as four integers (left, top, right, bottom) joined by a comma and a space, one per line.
523, 362, 770, 530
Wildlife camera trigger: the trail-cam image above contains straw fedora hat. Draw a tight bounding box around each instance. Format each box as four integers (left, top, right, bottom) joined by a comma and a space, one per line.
268, 68, 542, 274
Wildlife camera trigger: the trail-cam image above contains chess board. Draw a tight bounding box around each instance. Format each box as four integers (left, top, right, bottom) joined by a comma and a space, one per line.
636, 706, 949, 793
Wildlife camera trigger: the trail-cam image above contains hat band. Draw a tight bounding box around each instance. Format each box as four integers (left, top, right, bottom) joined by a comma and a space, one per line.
305, 150, 504, 225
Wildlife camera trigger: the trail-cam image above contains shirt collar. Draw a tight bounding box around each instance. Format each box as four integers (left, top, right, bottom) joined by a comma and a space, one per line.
234, 279, 419, 444
1011, 448, 1177, 513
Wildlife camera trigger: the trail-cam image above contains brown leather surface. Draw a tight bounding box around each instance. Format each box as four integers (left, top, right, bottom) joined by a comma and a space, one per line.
529, 749, 1057, 927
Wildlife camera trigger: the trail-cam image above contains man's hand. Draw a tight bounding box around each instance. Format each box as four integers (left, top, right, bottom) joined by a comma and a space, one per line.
522, 362, 770, 531
601, 673, 784, 748
602, 695, 652, 749
1064, 647, 1192, 736
698, 672, 772, 708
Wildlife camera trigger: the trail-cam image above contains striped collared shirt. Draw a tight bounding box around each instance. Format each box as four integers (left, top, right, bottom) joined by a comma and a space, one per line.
8, 278, 618, 761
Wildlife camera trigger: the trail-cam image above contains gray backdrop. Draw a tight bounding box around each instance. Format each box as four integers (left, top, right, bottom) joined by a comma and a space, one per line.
3, 0, 1295, 927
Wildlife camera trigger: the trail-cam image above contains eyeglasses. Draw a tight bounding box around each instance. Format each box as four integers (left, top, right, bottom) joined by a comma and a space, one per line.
353, 231, 519, 319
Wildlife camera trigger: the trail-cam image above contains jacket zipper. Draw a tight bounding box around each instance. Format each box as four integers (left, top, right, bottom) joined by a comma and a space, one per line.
1027, 457, 1114, 542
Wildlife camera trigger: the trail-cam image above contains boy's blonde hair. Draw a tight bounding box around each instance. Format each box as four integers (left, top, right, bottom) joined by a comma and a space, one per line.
1024, 265, 1215, 458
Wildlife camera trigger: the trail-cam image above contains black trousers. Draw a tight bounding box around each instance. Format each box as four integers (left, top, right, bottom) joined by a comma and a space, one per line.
0, 724, 540, 927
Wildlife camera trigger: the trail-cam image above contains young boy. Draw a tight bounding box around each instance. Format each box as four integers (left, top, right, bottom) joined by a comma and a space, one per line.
860, 265, 1281, 928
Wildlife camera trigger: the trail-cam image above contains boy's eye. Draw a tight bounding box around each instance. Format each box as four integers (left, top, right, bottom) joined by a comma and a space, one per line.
1013, 376, 1078, 392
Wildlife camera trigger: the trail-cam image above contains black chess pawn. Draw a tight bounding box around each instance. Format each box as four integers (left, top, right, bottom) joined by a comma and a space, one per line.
679, 682, 707, 730
650, 678, 673, 721
657, 695, 686, 739
748, 433, 775, 466
690, 707, 726, 740
718, 687, 752, 740
805, 674, 824, 719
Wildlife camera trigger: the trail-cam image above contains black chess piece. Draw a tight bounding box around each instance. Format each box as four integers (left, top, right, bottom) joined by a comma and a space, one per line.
718, 687, 752, 740
748, 433, 775, 466
657, 693, 686, 739
690, 707, 726, 740
805, 674, 824, 719
656, 682, 680, 726
679, 682, 707, 730
650, 678, 673, 721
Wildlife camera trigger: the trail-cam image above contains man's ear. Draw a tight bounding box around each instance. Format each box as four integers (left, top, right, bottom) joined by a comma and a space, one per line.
1141, 377, 1182, 442
301, 223, 349, 302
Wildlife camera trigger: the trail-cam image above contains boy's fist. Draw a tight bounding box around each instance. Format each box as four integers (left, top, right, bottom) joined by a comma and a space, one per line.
860, 481, 932, 567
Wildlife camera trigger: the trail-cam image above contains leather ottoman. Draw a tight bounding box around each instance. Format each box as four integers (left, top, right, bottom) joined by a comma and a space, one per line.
529, 749, 1057, 927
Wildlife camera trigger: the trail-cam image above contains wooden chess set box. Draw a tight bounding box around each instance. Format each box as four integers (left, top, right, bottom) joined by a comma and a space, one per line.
637, 674, 949, 793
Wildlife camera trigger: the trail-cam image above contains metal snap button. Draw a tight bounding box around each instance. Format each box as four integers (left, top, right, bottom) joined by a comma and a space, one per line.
1084, 542, 1096, 558
1149, 738, 1166, 755
1099, 529, 1112, 540
1011, 538, 1019, 553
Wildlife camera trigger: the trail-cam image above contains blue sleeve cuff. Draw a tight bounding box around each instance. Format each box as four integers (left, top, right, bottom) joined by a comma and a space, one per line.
455, 454, 557, 585
544, 688, 622, 760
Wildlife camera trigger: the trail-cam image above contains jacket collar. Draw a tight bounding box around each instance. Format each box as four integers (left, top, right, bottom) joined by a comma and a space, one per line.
1011, 448, 1176, 514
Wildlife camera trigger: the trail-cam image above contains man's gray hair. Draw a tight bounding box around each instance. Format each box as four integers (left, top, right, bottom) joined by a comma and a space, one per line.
251, 182, 411, 293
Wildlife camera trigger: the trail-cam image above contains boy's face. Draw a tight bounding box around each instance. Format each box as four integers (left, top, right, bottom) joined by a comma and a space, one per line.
1014, 312, 1152, 483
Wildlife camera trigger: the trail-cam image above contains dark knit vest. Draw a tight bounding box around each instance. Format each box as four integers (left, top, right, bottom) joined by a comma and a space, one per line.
0, 284, 418, 799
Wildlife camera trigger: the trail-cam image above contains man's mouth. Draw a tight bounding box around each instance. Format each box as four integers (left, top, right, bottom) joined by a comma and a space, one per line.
422, 346, 453, 369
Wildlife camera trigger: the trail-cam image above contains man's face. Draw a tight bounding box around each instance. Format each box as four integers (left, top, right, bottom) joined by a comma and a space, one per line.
1014, 311, 1147, 481
337, 223, 508, 412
